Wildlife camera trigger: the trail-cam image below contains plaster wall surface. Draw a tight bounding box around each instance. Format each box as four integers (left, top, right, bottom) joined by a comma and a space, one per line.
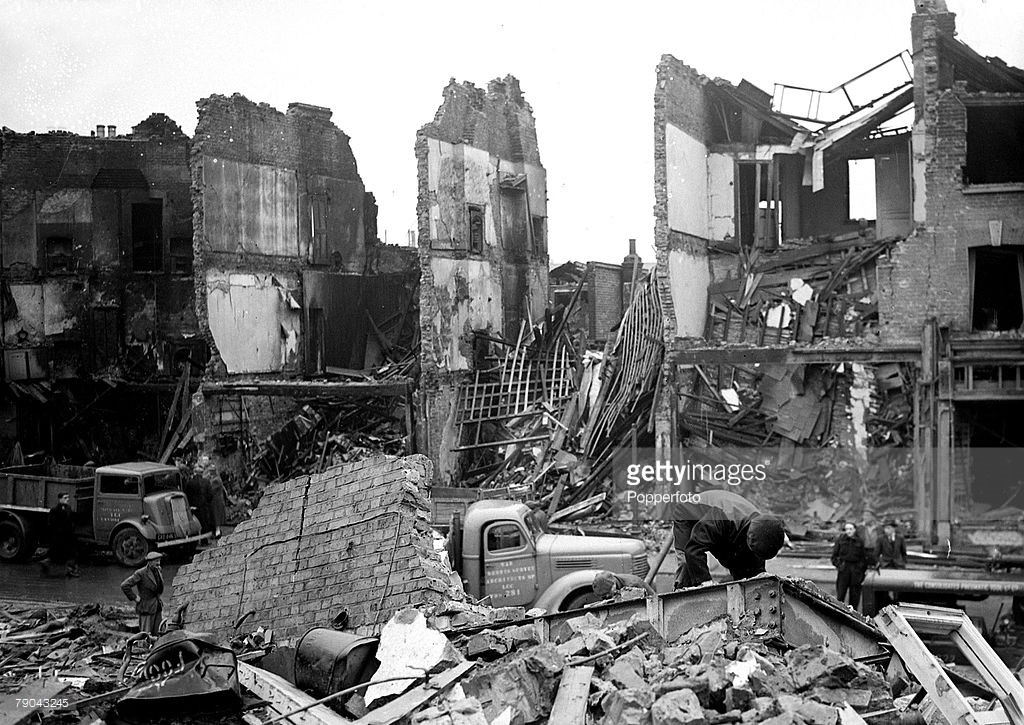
666, 123, 709, 239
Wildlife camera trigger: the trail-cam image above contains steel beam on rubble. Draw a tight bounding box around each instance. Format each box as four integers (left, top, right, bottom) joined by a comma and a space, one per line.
443, 575, 885, 659
667, 344, 922, 366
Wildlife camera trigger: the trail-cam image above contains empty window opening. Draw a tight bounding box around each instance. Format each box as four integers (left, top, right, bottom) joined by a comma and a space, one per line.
959, 401, 1024, 511
467, 204, 484, 253
131, 201, 163, 272
531, 215, 546, 254
169, 237, 192, 275
487, 523, 525, 552
965, 104, 1024, 186
847, 158, 877, 221
500, 188, 528, 256
971, 247, 1024, 331
45, 236, 75, 273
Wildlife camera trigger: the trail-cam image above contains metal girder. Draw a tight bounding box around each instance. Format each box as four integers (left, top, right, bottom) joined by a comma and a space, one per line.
667, 344, 921, 365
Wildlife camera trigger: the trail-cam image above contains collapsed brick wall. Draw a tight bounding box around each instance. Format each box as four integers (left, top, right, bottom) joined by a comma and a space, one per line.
171, 454, 463, 640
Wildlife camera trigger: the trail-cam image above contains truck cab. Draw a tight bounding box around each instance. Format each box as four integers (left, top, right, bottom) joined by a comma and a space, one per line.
93, 462, 205, 567
453, 500, 650, 612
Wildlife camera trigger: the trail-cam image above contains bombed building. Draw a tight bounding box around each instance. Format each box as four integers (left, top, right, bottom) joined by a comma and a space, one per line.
0, 97, 419, 485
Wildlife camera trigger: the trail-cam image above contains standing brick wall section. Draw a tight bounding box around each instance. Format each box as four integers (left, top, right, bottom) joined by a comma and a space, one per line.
880, 6, 1024, 343
169, 454, 463, 640
588, 263, 624, 342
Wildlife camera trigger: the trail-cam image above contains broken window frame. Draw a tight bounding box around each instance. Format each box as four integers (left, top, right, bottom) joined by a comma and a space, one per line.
531, 215, 546, 255
962, 99, 1024, 190
969, 246, 1024, 332
735, 160, 780, 250
44, 235, 76, 274
467, 203, 485, 254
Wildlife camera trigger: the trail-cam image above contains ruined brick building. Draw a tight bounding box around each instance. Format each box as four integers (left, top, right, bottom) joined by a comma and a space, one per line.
1, 97, 418, 470
415, 77, 549, 483
659, 0, 1024, 548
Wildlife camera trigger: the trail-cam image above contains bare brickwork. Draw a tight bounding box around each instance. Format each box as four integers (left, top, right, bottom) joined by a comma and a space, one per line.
170, 454, 464, 640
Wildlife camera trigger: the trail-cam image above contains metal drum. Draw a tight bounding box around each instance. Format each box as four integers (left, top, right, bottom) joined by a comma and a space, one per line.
293, 628, 380, 699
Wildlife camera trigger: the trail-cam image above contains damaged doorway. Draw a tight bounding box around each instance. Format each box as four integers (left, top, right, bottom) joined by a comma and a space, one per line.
131, 200, 163, 272
736, 161, 779, 249
970, 246, 1024, 331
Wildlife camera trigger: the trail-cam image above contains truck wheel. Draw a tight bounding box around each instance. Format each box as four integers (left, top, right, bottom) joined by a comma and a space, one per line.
0, 519, 36, 562
561, 588, 601, 612
112, 528, 151, 568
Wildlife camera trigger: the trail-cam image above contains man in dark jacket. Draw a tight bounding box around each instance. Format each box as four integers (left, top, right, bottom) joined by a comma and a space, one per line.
832, 522, 871, 609
673, 489, 787, 588
121, 551, 165, 635
875, 521, 907, 569
43, 493, 79, 577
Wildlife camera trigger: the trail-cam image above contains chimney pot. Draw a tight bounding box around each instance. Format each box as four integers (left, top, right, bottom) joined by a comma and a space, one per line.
628, 238, 637, 255
96, 125, 105, 138
107, 125, 116, 137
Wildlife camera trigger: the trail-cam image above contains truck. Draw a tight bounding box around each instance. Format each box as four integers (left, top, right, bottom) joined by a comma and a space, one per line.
447, 499, 650, 612
0, 461, 207, 567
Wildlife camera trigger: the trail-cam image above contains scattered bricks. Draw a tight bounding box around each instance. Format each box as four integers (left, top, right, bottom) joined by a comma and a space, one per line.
504, 623, 540, 648
487, 607, 527, 624
654, 676, 711, 708
785, 645, 858, 691
725, 686, 753, 712
460, 644, 565, 724
705, 709, 742, 725
600, 688, 656, 725
652, 689, 707, 725
557, 636, 588, 658
412, 696, 490, 725
794, 699, 839, 725
627, 614, 667, 650
466, 630, 511, 660
757, 712, 796, 725
608, 659, 648, 690
810, 688, 872, 710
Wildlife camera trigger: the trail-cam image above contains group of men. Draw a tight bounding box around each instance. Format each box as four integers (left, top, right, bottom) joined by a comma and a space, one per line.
831, 519, 907, 609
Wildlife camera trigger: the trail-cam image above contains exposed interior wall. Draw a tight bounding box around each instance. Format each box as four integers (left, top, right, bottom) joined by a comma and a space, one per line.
205, 270, 301, 373
666, 123, 709, 238
170, 454, 464, 640
425, 257, 503, 371
667, 247, 711, 337
707, 153, 735, 241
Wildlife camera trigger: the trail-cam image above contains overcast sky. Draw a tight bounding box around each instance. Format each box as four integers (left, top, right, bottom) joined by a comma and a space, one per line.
2, 1, 1022, 265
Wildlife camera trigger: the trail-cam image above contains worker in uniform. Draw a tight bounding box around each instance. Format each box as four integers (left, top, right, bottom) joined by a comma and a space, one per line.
121, 551, 165, 635
831, 522, 871, 610
673, 488, 787, 588
43, 492, 80, 578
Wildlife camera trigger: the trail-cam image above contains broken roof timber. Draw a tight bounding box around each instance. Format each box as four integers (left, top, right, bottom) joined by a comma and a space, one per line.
939, 34, 1024, 93
667, 343, 921, 365
709, 81, 807, 141
201, 378, 412, 398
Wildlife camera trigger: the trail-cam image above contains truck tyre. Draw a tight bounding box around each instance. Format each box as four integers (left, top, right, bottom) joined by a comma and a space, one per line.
112, 527, 151, 568
0, 518, 36, 562
560, 588, 601, 612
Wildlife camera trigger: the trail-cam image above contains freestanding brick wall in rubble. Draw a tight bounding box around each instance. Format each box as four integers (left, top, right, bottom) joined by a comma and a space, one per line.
170, 454, 462, 640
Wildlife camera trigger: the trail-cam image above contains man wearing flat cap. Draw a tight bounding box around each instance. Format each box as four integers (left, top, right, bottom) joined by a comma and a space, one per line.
121, 551, 165, 635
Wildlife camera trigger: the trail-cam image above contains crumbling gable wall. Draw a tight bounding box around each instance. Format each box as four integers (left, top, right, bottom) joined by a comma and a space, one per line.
170, 454, 463, 640
880, 2, 1024, 342
190, 95, 369, 377
416, 76, 549, 483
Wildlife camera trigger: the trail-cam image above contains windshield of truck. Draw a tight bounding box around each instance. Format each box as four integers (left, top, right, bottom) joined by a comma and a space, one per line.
143, 471, 180, 495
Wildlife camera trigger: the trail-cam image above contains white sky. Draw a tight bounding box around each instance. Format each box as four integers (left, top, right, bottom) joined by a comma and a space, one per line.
2, 0, 1022, 265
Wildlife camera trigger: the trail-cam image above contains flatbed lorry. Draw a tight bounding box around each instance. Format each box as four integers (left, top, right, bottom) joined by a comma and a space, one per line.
0, 461, 206, 567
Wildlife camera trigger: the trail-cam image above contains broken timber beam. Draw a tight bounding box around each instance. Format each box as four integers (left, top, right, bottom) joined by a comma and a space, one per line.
353, 661, 476, 725
549, 666, 594, 724
201, 379, 412, 398
237, 662, 351, 725
668, 343, 921, 365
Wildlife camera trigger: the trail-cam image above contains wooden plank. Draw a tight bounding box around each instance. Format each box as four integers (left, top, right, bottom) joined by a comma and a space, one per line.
874, 607, 980, 725
354, 661, 475, 725
548, 666, 594, 724
0, 680, 71, 725
237, 662, 351, 725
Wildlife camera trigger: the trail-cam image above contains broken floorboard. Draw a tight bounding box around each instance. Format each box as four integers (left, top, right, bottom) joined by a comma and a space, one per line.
237, 661, 351, 725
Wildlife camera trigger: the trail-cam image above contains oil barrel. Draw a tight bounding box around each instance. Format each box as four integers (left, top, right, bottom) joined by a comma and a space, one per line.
293, 627, 380, 699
